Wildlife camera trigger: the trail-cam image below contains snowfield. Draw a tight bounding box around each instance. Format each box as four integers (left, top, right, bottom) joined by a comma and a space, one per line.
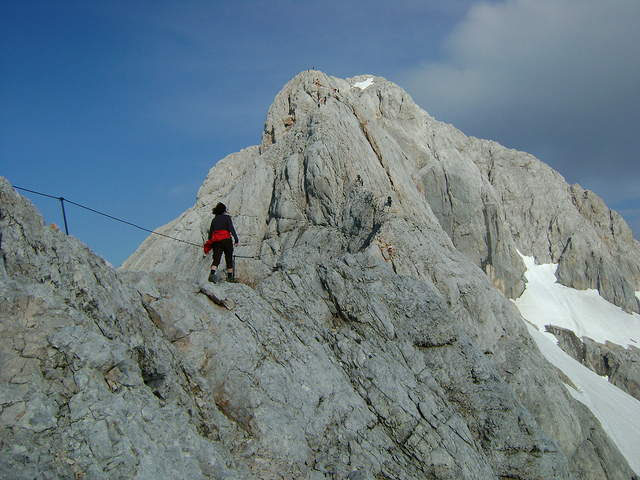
353, 77, 374, 90
515, 253, 640, 348
514, 253, 640, 474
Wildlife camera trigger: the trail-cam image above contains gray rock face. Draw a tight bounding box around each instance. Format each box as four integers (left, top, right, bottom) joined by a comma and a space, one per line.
2, 70, 639, 479
0, 177, 629, 479
556, 185, 640, 313
546, 325, 640, 401
0, 178, 253, 480
125, 71, 640, 313
124, 69, 640, 413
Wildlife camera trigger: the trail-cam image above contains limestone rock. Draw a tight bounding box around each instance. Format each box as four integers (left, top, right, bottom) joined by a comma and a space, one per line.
2, 174, 634, 477
3, 69, 639, 479
0, 178, 253, 480
546, 325, 640, 401
555, 185, 640, 313
125, 71, 640, 314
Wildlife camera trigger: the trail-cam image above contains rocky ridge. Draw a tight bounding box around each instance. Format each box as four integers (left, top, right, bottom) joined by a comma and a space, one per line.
125, 70, 640, 397
125, 71, 640, 313
2, 70, 639, 479
3, 176, 633, 479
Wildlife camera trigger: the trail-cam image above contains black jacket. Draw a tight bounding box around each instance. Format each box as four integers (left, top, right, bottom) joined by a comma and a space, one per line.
208, 214, 238, 243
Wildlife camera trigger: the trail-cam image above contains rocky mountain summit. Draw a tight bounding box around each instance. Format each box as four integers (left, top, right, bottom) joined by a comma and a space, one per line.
2, 70, 639, 479
126, 71, 640, 314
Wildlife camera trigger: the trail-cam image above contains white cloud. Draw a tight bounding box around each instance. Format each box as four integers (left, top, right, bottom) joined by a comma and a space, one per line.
407, 0, 640, 118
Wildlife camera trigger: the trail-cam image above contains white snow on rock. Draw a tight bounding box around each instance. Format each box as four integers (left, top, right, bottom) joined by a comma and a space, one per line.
515, 253, 640, 349
514, 252, 640, 474
353, 77, 374, 90
526, 325, 640, 475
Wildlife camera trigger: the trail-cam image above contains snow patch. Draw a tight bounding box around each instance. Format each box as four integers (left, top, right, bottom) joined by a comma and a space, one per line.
526, 324, 640, 474
514, 252, 640, 474
353, 77, 374, 90
514, 253, 640, 348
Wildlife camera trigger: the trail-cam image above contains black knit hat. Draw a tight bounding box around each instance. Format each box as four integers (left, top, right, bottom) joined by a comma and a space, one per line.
212, 202, 226, 215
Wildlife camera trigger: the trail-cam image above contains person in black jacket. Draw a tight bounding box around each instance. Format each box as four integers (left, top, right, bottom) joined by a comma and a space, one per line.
205, 202, 239, 283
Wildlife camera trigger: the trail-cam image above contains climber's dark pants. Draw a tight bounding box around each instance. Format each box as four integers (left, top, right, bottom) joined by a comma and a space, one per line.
211, 237, 234, 270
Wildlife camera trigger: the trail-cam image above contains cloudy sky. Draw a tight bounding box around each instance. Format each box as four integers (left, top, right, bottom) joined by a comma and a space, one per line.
2, 0, 639, 267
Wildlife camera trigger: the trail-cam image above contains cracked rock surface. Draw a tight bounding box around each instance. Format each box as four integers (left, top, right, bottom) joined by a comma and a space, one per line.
1, 70, 638, 479
1, 177, 634, 479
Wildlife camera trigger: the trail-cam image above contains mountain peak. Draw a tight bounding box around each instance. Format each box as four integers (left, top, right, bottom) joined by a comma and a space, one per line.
260, 70, 423, 154
2, 70, 640, 478
128, 71, 640, 312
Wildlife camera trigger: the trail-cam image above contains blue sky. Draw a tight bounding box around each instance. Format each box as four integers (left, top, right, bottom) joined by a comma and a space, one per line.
2, 0, 639, 267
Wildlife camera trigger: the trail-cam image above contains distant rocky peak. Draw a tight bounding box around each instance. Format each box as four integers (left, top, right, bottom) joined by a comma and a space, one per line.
261, 70, 342, 152
260, 70, 422, 154
127, 70, 640, 313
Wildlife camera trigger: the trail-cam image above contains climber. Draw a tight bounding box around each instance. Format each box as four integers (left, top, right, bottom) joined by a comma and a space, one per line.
204, 202, 239, 283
